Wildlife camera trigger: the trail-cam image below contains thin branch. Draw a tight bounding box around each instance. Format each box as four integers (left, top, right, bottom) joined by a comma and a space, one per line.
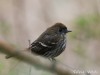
0, 40, 78, 75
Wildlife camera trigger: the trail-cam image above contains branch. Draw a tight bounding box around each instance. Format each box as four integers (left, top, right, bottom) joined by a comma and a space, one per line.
0, 40, 78, 75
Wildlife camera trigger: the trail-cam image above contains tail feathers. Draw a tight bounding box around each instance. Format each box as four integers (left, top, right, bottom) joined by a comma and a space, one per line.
5, 48, 31, 59
5, 55, 13, 59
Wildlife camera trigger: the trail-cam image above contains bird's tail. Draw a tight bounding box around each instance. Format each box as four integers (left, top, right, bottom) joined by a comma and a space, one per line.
5, 48, 30, 59
5, 55, 13, 59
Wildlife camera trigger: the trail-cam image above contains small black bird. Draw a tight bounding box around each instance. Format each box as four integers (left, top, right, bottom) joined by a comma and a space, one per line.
6, 23, 71, 59
30, 23, 71, 59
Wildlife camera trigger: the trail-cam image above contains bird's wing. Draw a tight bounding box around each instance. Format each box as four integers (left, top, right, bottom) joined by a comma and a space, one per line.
30, 32, 60, 54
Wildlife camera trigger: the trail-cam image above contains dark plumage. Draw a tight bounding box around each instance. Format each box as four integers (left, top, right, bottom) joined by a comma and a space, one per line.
30, 23, 71, 59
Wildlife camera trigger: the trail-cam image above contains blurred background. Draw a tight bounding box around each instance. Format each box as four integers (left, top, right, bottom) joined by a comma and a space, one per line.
0, 0, 100, 75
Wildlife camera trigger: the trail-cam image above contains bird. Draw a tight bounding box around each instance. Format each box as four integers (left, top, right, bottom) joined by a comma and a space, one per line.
29, 23, 72, 60
6, 23, 72, 60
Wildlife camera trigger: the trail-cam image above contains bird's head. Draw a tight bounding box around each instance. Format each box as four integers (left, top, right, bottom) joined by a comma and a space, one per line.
50, 23, 72, 34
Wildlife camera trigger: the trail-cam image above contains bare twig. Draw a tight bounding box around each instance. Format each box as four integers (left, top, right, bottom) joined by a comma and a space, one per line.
0, 40, 78, 75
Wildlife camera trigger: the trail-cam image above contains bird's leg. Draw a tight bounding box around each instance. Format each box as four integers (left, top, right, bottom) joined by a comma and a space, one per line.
52, 58, 56, 62
49, 58, 56, 62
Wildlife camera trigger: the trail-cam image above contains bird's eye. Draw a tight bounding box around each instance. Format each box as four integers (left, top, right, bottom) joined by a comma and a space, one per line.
59, 28, 67, 33
59, 28, 63, 32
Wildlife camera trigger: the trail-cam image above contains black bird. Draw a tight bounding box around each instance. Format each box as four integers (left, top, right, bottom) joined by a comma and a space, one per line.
30, 23, 72, 59
6, 23, 71, 59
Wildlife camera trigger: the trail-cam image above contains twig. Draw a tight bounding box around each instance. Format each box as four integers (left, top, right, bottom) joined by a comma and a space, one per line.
0, 40, 78, 75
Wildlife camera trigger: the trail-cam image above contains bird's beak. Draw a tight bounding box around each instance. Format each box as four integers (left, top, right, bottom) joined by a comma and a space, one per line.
67, 30, 72, 33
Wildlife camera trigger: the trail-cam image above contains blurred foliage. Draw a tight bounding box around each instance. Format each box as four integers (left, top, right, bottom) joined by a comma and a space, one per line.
71, 14, 100, 40
0, 21, 11, 36
71, 14, 100, 57
0, 62, 4, 74
73, 44, 86, 58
